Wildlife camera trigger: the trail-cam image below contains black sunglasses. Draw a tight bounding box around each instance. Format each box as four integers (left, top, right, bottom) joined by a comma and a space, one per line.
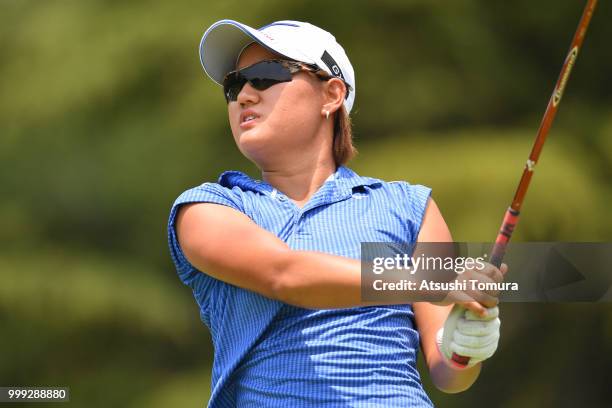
222, 59, 351, 103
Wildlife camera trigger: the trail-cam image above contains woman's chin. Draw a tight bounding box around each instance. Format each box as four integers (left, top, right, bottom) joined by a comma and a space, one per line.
237, 135, 274, 161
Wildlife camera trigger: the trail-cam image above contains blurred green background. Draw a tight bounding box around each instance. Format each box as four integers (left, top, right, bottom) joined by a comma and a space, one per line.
1, 0, 610, 407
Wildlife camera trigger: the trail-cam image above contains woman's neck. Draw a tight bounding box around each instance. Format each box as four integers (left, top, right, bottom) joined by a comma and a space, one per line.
261, 159, 337, 208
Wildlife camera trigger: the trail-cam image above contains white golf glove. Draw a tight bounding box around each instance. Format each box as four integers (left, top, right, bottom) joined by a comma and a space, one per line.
436, 305, 501, 368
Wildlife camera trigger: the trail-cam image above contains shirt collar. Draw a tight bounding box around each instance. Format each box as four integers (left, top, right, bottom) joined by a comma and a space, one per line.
217, 166, 381, 198
333, 166, 382, 197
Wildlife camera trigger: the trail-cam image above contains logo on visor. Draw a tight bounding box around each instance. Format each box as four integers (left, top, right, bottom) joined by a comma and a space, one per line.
321, 50, 345, 81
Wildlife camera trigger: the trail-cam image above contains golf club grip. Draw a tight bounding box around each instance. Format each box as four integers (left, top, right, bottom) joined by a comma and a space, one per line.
451, 349, 471, 367
490, 207, 520, 268
450, 208, 520, 366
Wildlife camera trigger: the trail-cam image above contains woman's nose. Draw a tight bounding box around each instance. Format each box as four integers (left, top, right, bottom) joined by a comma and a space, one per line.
236, 82, 260, 106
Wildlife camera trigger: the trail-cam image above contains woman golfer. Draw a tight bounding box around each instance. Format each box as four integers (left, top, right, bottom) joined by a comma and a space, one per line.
168, 19, 505, 407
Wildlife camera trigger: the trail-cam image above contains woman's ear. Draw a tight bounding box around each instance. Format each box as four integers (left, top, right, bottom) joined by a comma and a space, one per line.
321, 78, 346, 116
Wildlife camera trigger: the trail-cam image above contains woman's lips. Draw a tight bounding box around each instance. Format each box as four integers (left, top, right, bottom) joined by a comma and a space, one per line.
240, 110, 260, 129
240, 117, 258, 129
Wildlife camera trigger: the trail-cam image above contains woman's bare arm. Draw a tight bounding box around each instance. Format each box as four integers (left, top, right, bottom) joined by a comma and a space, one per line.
177, 202, 375, 309
413, 198, 482, 393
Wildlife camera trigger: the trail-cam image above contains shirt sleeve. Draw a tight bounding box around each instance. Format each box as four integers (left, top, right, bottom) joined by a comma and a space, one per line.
394, 182, 432, 242
167, 182, 245, 286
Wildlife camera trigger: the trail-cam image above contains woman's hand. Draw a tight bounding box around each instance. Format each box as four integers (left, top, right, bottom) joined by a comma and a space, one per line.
435, 262, 507, 368
436, 305, 501, 368
446, 262, 508, 317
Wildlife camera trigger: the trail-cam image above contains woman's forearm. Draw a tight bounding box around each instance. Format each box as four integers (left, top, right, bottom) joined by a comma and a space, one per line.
272, 250, 362, 308
273, 249, 415, 309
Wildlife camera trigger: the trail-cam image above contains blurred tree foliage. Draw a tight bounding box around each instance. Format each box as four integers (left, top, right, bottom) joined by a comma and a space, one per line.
0, 0, 610, 407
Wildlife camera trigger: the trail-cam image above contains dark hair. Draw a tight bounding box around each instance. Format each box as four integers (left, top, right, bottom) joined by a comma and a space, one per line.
332, 105, 357, 166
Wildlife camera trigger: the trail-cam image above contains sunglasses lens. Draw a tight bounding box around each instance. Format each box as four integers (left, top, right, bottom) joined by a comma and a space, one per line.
243, 61, 293, 90
223, 61, 294, 102
223, 72, 246, 103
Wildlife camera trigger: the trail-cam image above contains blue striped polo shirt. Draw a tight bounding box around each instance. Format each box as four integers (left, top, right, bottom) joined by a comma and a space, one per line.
167, 166, 433, 407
